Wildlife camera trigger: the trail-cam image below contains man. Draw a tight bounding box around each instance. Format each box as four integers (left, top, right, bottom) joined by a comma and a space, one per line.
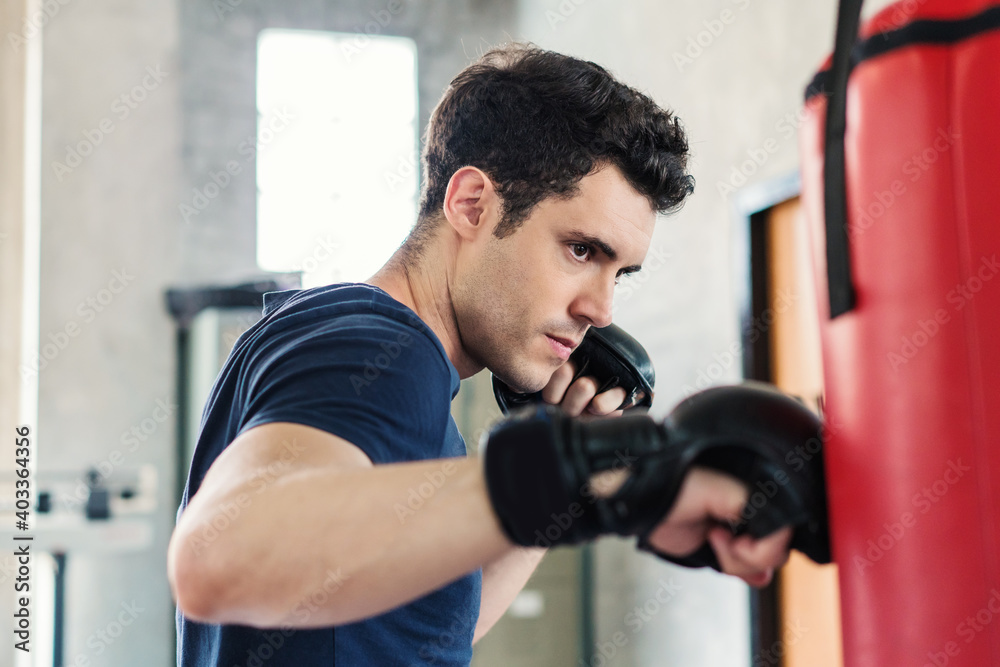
168, 44, 792, 665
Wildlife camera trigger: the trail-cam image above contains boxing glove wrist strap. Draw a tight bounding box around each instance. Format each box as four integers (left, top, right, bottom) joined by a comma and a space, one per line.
480, 405, 682, 547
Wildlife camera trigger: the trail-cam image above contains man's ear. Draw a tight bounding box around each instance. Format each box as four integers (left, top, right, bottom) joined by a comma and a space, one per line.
442, 166, 499, 241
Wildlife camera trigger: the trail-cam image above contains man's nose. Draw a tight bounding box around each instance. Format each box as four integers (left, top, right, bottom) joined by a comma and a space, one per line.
571, 277, 615, 328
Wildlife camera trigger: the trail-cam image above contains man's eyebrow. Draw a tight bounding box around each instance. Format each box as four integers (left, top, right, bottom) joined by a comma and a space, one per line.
569, 231, 643, 274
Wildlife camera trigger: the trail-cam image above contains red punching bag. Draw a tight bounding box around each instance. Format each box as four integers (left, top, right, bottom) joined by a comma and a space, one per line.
800, 0, 1000, 665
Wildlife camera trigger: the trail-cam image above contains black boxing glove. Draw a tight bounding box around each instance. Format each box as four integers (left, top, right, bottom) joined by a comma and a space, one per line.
492, 323, 655, 414
637, 382, 830, 568
479, 381, 830, 566
480, 404, 679, 546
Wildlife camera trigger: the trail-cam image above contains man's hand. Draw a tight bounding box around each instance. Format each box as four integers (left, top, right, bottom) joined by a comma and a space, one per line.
493, 323, 654, 415
541, 359, 628, 417
537, 371, 797, 586
485, 379, 820, 588
641, 468, 793, 587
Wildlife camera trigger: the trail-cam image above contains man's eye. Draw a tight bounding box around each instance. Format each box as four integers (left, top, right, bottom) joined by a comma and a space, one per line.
570, 244, 591, 260
615, 271, 635, 286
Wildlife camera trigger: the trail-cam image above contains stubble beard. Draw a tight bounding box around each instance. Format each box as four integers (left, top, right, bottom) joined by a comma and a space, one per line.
454, 241, 550, 394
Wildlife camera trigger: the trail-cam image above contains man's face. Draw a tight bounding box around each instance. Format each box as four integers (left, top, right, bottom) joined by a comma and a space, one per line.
453, 165, 657, 393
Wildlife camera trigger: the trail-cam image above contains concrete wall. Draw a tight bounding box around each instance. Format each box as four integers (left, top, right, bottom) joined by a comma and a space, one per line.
37, 1, 182, 665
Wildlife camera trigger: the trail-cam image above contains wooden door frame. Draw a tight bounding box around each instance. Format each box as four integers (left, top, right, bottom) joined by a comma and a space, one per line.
731, 169, 801, 664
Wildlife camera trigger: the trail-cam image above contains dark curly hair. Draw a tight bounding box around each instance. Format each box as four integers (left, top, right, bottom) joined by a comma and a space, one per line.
406, 43, 695, 258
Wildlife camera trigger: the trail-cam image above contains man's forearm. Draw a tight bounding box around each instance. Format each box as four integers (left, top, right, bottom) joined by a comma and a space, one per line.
169, 456, 511, 628
474, 545, 547, 644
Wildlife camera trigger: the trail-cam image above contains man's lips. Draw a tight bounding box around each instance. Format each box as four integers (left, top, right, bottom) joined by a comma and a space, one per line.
547, 334, 579, 349
546, 334, 579, 361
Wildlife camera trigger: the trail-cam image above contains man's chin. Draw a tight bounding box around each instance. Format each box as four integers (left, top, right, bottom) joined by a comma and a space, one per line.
489, 345, 565, 394
495, 376, 540, 394
492, 366, 548, 395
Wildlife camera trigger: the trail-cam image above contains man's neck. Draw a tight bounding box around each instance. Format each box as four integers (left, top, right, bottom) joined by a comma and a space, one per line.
366, 248, 483, 380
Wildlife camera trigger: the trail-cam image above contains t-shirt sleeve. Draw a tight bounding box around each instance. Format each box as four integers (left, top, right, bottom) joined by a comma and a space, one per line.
237, 313, 456, 464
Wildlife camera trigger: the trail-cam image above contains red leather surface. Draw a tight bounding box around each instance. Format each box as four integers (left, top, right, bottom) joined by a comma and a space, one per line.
800, 1, 1000, 665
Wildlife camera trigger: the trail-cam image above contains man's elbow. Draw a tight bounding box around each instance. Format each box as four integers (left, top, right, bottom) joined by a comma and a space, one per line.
168, 527, 226, 623
168, 524, 301, 627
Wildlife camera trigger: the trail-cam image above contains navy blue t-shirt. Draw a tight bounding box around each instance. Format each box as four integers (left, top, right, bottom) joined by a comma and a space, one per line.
175, 283, 482, 666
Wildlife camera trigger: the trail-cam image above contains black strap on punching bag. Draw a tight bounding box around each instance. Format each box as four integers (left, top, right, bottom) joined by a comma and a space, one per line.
824, 0, 863, 318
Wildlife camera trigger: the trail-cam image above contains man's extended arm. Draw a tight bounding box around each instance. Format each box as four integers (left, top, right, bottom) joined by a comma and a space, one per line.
167, 390, 796, 630
168, 366, 618, 630
168, 421, 510, 628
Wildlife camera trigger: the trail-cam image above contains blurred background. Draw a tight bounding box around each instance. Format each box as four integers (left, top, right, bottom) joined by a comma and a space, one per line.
0, 0, 898, 665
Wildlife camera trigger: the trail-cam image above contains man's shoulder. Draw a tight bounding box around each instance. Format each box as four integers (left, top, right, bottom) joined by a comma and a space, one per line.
263, 282, 412, 322
251, 282, 457, 388
227, 283, 463, 464
260, 283, 434, 345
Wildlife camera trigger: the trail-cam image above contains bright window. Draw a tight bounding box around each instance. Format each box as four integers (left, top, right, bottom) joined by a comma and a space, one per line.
256, 30, 418, 287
